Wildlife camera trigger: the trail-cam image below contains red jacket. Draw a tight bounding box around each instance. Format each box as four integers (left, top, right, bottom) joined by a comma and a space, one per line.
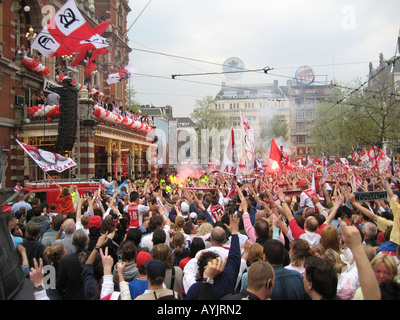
56, 193, 75, 215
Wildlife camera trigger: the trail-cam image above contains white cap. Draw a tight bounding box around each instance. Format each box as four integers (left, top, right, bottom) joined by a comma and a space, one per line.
180, 201, 189, 213
189, 212, 197, 220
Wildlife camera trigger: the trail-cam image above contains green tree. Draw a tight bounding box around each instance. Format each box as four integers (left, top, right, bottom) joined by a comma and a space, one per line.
191, 96, 230, 130
311, 65, 400, 157
126, 83, 141, 112
258, 115, 289, 141
190, 96, 230, 164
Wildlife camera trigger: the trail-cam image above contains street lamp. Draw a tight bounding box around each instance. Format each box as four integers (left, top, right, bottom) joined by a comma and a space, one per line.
25, 26, 37, 41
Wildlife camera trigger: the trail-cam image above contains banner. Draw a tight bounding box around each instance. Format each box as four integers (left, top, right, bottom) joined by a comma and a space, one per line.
354, 190, 397, 202
220, 129, 239, 176
16, 140, 76, 173
31, 0, 109, 58
239, 112, 255, 162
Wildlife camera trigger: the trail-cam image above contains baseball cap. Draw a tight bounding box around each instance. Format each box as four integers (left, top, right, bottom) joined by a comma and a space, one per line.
144, 259, 166, 280
189, 212, 197, 220
180, 201, 189, 213
88, 215, 102, 229
136, 251, 152, 268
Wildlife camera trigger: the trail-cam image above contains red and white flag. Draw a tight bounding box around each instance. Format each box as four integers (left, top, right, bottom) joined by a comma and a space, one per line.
220, 129, 239, 176
31, 0, 109, 58
352, 149, 361, 163
269, 138, 282, 170
106, 65, 137, 84
340, 158, 349, 167
367, 146, 378, 170
377, 149, 391, 172
240, 111, 255, 162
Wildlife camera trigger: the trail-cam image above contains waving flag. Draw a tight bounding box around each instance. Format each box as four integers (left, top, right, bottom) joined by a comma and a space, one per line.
269, 138, 282, 170
16, 140, 76, 173
254, 157, 265, 176
352, 148, 361, 163
377, 149, 391, 172
107, 65, 137, 84
31, 0, 109, 58
220, 129, 239, 176
240, 112, 255, 162
367, 146, 378, 170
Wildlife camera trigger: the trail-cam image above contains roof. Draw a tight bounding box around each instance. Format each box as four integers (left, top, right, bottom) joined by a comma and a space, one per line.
215, 82, 288, 100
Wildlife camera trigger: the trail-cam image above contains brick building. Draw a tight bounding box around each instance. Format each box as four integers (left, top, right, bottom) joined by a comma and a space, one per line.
0, 0, 156, 195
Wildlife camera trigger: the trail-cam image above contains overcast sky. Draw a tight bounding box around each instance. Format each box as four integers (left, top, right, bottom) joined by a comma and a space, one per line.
126, 0, 400, 118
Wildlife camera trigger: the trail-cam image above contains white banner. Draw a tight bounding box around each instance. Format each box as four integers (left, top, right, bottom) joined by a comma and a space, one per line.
240, 111, 255, 162
16, 140, 76, 173
220, 129, 239, 176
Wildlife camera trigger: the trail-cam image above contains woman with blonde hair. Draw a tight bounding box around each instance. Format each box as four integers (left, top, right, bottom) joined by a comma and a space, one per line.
174, 216, 185, 233
324, 248, 359, 300
353, 253, 398, 300
240, 242, 264, 291
320, 224, 341, 254
285, 238, 312, 277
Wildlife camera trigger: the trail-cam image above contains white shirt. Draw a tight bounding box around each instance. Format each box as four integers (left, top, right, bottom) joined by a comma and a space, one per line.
139, 224, 171, 252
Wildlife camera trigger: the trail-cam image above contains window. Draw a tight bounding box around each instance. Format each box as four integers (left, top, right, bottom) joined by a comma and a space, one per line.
306, 98, 315, 104
293, 135, 306, 144
295, 98, 303, 105
305, 109, 314, 119
296, 122, 305, 132
296, 110, 304, 119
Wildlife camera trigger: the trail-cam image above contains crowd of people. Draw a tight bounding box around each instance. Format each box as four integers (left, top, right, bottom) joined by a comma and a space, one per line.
3, 163, 400, 301
90, 91, 150, 125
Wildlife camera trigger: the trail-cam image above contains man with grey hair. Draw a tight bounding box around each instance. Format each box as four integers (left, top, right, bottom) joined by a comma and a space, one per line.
362, 221, 380, 249
54, 218, 76, 255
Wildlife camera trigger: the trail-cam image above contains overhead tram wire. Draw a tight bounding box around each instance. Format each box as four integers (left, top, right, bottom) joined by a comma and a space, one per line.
312, 69, 400, 128
127, 0, 152, 33
171, 66, 274, 79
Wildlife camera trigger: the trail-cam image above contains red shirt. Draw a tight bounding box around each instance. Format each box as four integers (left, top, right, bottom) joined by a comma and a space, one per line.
126, 203, 140, 228
56, 193, 75, 215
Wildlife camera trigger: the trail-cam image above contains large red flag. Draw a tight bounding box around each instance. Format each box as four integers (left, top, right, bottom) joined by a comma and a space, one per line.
269, 139, 282, 167
31, 0, 109, 58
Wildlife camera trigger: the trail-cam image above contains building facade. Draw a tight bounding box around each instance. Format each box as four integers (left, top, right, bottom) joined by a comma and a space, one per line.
213, 79, 332, 160
0, 0, 156, 194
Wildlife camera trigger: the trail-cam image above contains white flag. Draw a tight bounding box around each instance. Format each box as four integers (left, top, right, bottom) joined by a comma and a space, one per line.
16, 140, 76, 173
240, 112, 255, 162
106, 66, 137, 84
220, 129, 239, 176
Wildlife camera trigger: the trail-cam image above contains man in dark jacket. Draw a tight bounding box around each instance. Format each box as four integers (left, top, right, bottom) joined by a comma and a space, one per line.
26, 206, 50, 240
184, 214, 242, 300
226, 261, 275, 300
